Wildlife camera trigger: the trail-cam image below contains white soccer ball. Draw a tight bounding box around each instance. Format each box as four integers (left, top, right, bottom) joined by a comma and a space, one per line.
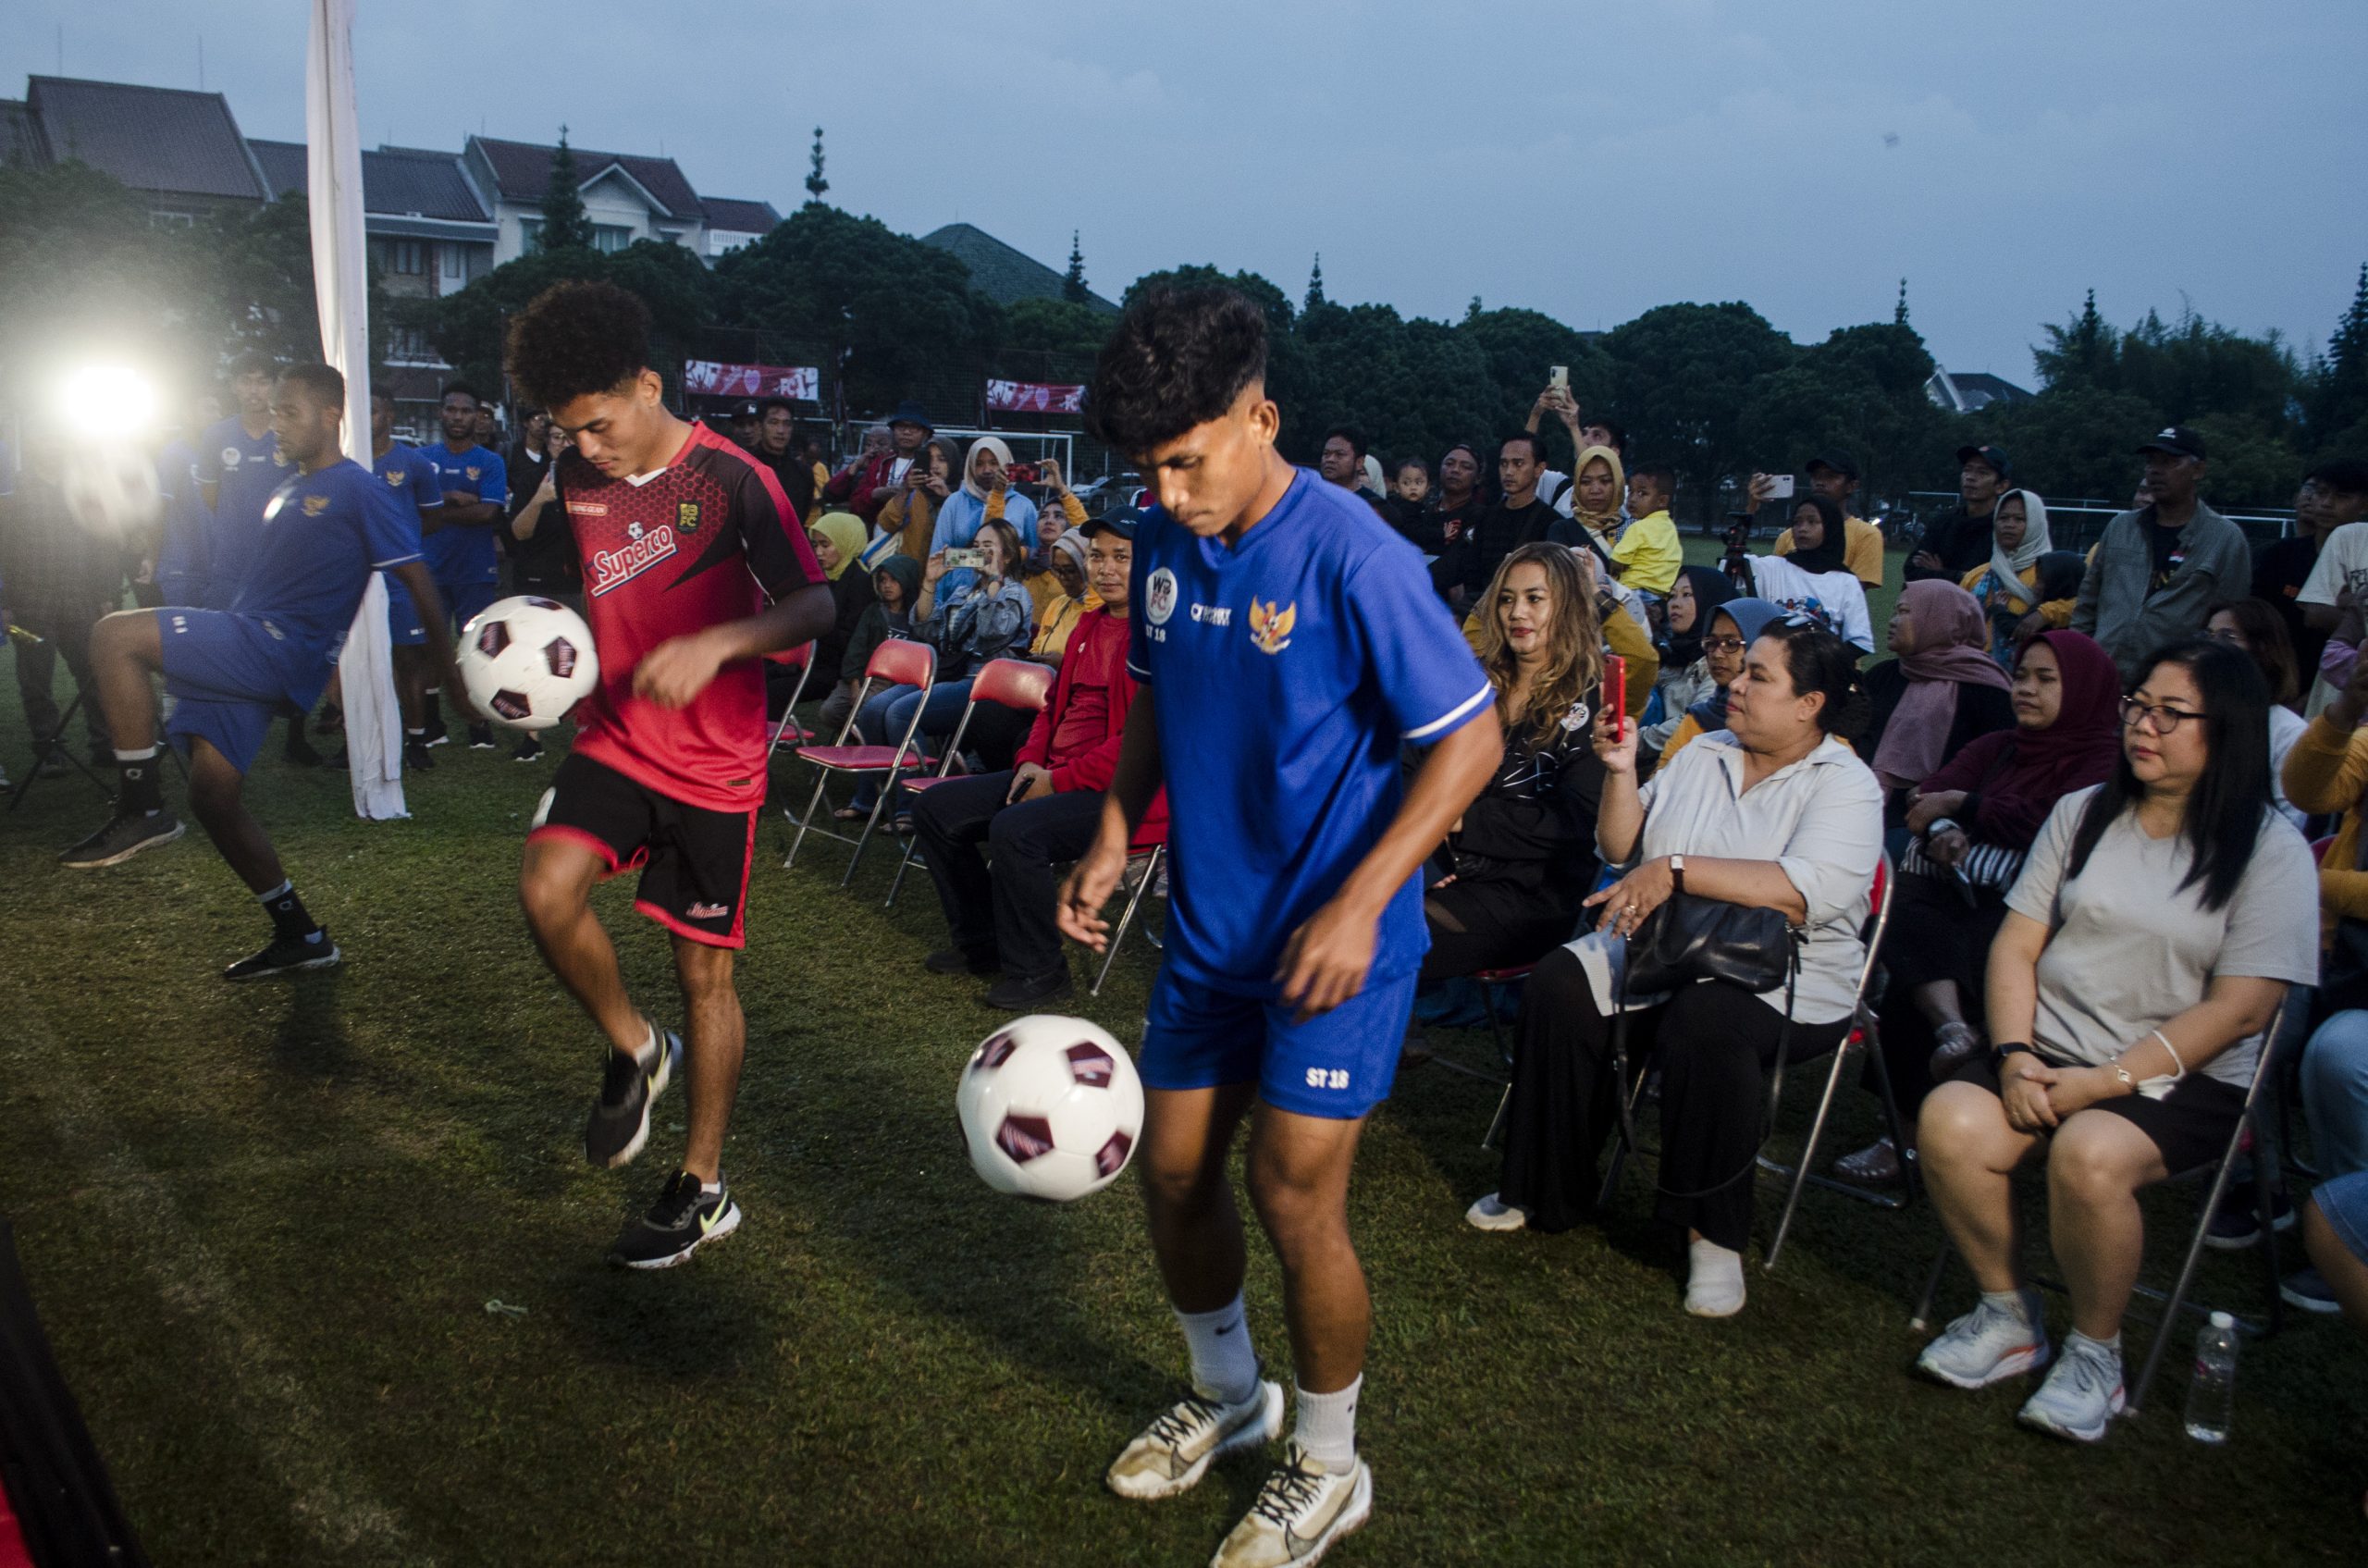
60, 443, 162, 537
458, 595, 598, 731
957, 1015, 1144, 1201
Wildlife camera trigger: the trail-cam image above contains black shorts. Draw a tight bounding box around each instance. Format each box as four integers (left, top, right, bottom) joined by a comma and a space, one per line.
1955, 1051, 2247, 1174
528, 753, 757, 949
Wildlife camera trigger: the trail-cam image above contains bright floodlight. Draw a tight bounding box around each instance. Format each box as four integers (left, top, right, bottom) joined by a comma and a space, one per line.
58, 364, 159, 440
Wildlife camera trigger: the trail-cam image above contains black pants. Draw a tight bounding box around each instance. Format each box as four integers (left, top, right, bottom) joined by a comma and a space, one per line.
1872, 872, 2009, 1117
11, 600, 108, 753
1419, 878, 1580, 982
910, 772, 1101, 979
1498, 946, 1848, 1251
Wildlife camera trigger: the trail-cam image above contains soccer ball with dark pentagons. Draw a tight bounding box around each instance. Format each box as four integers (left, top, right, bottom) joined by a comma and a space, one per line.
957, 1015, 1144, 1200
457, 596, 598, 731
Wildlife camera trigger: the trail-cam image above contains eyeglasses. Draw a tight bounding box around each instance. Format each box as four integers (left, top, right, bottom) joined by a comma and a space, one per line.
1700, 636, 1746, 654
2119, 697, 2207, 733
2203, 626, 2248, 647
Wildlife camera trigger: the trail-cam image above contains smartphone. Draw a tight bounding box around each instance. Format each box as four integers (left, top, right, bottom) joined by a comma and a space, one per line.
1548, 364, 1570, 392
1767, 474, 1795, 500
944, 547, 988, 570
1602, 653, 1626, 735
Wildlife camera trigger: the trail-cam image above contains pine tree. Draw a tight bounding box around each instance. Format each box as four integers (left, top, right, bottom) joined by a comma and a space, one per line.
536, 126, 594, 252
1304, 253, 1326, 312
1893, 278, 1909, 326
805, 127, 830, 205
2034, 288, 2117, 391
1062, 230, 1089, 303
2314, 262, 2368, 439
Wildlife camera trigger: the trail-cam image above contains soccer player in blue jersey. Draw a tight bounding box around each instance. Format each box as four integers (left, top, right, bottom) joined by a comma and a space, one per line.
1059, 288, 1503, 1568
369, 389, 444, 772
417, 382, 508, 749
58, 364, 469, 978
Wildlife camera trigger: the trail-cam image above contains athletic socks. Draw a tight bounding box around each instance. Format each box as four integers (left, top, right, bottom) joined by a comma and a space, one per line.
629, 1019, 660, 1072
113, 747, 164, 815
1294, 1377, 1361, 1471
258, 880, 325, 945
1982, 1287, 2036, 1323
1178, 1294, 1260, 1407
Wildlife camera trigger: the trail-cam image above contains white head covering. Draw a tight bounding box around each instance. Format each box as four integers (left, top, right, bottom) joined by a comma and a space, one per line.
962, 435, 1017, 500
1362, 453, 1387, 497
1987, 488, 2054, 611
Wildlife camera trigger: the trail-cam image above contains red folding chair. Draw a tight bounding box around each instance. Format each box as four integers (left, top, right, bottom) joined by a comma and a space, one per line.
784, 638, 936, 886
884, 658, 1054, 908
762, 642, 819, 759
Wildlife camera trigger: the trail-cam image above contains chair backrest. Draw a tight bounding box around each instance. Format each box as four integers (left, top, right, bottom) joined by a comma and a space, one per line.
865, 636, 936, 691
969, 657, 1054, 715
1852, 852, 1895, 1011
764, 642, 812, 671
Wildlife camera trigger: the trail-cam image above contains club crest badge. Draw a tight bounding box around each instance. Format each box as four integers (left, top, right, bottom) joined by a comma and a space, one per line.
1248, 598, 1296, 655
1145, 567, 1178, 626
676, 501, 701, 533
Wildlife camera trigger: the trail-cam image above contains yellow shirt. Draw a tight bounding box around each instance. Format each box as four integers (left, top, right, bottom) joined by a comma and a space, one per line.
1610, 509, 1683, 596
1775, 514, 1886, 588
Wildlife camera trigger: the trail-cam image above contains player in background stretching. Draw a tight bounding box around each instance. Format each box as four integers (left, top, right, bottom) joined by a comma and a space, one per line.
501, 281, 831, 1269
59, 364, 467, 977
1059, 288, 1501, 1567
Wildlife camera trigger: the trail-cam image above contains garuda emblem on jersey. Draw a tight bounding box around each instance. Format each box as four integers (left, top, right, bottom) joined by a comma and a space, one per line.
386, 469, 406, 487
1248, 598, 1296, 655
302, 494, 330, 516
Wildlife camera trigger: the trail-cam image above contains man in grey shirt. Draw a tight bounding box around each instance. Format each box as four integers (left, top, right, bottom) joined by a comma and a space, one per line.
2072, 426, 2251, 678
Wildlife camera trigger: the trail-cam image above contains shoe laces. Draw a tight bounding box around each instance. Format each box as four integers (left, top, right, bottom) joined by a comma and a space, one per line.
1144, 1392, 1225, 1449
2052, 1339, 2118, 1402
1249, 1454, 1326, 1527
648, 1170, 705, 1225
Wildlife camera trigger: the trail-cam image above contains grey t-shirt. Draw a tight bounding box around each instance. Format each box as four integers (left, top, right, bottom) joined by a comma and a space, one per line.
2006, 786, 2319, 1089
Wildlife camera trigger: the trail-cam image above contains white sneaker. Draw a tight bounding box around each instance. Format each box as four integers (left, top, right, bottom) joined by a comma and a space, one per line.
1916, 1290, 2050, 1389
2016, 1333, 2125, 1443
1464, 1192, 1527, 1232
1684, 1239, 1746, 1318
1211, 1441, 1372, 1568
1106, 1376, 1283, 1500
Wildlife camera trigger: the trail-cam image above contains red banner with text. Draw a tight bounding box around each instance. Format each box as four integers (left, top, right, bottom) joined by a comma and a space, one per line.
684, 360, 820, 401
985, 378, 1086, 414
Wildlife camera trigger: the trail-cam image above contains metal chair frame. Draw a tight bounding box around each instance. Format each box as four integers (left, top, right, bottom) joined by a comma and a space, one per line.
882, 658, 1053, 908
1087, 842, 1166, 995
762, 642, 820, 762
1908, 990, 2292, 1417
783, 639, 936, 887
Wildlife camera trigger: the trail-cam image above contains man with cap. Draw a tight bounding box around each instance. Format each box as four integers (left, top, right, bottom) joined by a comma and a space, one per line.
2073, 426, 2252, 677
725, 401, 763, 452
1906, 443, 2012, 582
826, 400, 934, 527
908, 507, 1156, 1011
1756, 451, 1886, 588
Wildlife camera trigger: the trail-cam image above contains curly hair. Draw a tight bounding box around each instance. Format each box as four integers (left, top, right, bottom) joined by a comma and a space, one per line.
503, 280, 652, 411
1084, 287, 1266, 457
1472, 543, 1603, 752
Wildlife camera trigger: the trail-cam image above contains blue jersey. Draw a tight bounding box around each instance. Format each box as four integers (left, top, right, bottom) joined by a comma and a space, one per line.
230, 458, 424, 661
372, 440, 443, 557
419, 441, 506, 586
1127, 469, 1494, 989
195, 416, 290, 608
154, 439, 209, 603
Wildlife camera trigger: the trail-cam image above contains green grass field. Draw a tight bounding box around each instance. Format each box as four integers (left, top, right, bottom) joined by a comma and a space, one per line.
3, 547, 2365, 1566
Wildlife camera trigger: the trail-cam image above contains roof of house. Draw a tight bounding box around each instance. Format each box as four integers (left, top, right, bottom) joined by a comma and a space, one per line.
920, 223, 1116, 313
23, 76, 265, 201
247, 139, 491, 223
468, 135, 704, 220
701, 196, 780, 236
1926, 367, 2036, 414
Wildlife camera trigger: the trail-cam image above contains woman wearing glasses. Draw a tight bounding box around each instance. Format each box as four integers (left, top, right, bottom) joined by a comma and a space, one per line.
1649, 598, 1787, 769
1915, 639, 2317, 1444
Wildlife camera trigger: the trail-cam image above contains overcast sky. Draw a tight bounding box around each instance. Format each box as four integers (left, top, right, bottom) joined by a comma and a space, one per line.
7, 1, 2364, 385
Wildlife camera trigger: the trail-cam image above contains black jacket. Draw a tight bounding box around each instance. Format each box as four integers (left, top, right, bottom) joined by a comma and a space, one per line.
1862, 661, 2016, 827
1437, 710, 1606, 902
1452, 498, 1560, 596
1906, 505, 1997, 583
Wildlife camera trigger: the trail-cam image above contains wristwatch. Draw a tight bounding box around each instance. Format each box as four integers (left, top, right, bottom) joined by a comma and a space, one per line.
1669, 853, 1686, 895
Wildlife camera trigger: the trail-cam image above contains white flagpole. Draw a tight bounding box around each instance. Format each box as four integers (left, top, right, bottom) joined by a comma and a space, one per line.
307, 0, 406, 819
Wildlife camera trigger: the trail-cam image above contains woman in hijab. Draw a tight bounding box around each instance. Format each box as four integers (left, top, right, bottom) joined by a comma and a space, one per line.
1641, 565, 1739, 768
1832, 630, 2124, 1185
1960, 488, 2058, 662
1741, 495, 1875, 651
929, 436, 1041, 553
1654, 597, 1786, 766
805, 512, 876, 697
1863, 579, 2016, 832
1548, 444, 1626, 568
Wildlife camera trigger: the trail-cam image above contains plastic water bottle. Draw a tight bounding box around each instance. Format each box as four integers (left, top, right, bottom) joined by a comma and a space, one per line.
2184, 1310, 2238, 1443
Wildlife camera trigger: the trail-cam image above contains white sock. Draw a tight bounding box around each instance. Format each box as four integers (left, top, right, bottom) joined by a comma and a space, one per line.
1686, 1238, 1746, 1310
1982, 1288, 2035, 1322
114, 746, 158, 763
405, 727, 425, 738
1177, 1294, 1259, 1406
699, 1177, 723, 1196
2066, 1328, 2121, 1358
257, 879, 292, 904
623, 1020, 658, 1070
1293, 1377, 1361, 1470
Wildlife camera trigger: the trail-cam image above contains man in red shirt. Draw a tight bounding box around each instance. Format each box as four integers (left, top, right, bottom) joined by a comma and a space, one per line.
910, 510, 1158, 1009
503, 281, 832, 1268
820, 400, 933, 525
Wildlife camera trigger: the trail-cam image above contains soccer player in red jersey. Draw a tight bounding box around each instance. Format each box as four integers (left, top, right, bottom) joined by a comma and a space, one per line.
502, 281, 832, 1267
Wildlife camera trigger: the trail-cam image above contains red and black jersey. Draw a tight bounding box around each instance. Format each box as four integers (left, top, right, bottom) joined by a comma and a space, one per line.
553, 420, 820, 811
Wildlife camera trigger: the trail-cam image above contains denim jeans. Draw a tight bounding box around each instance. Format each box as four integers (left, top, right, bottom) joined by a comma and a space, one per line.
2303, 1008, 2368, 1183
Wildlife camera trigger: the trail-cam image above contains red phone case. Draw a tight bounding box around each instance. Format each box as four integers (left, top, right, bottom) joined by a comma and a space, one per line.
1603, 653, 1626, 731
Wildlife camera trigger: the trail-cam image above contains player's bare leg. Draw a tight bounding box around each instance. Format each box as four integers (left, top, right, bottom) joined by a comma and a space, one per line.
184, 736, 284, 895
672, 936, 743, 1184
60, 611, 184, 869
518, 835, 648, 1056
1244, 1105, 1370, 1393
1108, 1081, 1285, 1502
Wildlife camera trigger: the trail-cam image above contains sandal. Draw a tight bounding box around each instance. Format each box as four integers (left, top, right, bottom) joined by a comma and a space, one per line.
1928, 1020, 1985, 1080
1832, 1136, 1906, 1187
832, 807, 866, 822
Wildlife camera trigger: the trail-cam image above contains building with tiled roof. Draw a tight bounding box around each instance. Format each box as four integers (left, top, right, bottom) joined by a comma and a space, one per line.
2, 76, 270, 218
920, 223, 1116, 314
461, 135, 775, 264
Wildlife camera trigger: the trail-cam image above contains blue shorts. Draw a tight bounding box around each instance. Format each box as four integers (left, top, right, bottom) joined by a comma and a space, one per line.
160, 608, 317, 775
436, 575, 500, 633
384, 572, 426, 647
2318, 1170, 2368, 1268
1140, 966, 1419, 1119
